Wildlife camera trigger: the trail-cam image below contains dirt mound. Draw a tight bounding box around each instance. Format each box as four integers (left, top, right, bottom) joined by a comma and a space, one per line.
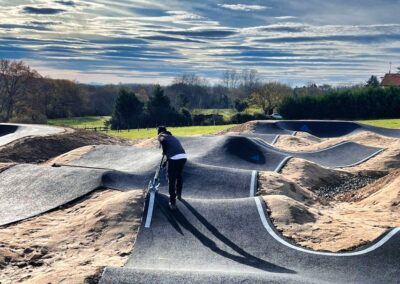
275, 131, 396, 152
261, 167, 400, 252
281, 158, 351, 190
274, 135, 321, 149
0, 129, 134, 164
258, 172, 317, 203
0, 189, 144, 284
218, 121, 256, 135
264, 195, 317, 226
355, 170, 400, 207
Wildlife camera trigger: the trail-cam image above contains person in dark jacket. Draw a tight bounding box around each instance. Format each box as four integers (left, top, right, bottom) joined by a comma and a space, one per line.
157, 126, 187, 210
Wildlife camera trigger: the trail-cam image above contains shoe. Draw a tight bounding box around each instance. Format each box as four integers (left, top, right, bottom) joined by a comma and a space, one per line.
177, 195, 182, 201
169, 202, 177, 210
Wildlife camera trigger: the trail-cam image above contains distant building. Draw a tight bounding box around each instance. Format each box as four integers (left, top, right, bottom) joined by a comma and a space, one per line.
381, 73, 400, 87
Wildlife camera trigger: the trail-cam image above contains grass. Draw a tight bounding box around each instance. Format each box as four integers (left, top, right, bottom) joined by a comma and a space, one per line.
358, 119, 400, 129
107, 125, 236, 140
48, 116, 110, 128
48, 116, 236, 139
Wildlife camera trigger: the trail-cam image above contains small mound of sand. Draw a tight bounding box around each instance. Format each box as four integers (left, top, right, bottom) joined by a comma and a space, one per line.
46, 145, 94, 165
281, 158, 351, 191
264, 195, 317, 225
258, 172, 317, 203
0, 129, 134, 164
275, 131, 397, 153
135, 137, 159, 148
217, 121, 256, 135
0, 189, 144, 284
261, 169, 400, 252
274, 135, 321, 150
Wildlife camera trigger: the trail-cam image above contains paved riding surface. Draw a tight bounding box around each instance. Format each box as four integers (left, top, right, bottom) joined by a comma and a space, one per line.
255, 120, 400, 138
0, 164, 107, 225
100, 195, 400, 284
253, 139, 383, 168
0, 123, 64, 147
0, 121, 398, 283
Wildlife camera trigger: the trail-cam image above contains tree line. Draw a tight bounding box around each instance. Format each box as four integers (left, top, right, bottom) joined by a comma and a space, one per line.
1, 58, 399, 124
278, 86, 400, 120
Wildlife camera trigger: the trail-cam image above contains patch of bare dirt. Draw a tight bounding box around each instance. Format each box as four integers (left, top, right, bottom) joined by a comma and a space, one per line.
280, 158, 352, 191
0, 189, 144, 284
261, 168, 400, 252
217, 121, 256, 135
0, 129, 134, 164
275, 131, 396, 152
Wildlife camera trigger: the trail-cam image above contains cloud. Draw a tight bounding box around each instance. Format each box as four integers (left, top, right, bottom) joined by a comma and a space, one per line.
161, 29, 236, 38
0, 24, 50, 31
55, 0, 77, 7
22, 6, 66, 15
218, 4, 268, 12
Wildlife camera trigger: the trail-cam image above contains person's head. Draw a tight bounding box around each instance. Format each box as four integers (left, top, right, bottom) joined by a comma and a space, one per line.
157, 126, 167, 135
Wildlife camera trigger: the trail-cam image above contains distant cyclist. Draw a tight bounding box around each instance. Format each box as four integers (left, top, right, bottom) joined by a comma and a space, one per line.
157, 126, 187, 210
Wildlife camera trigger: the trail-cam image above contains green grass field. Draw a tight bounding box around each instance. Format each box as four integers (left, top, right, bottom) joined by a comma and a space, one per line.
48, 116, 110, 128
107, 125, 237, 139
48, 115, 400, 141
358, 119, 400, 129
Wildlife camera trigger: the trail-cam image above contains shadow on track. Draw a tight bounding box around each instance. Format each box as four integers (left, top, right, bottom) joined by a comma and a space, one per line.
159, 197, 295, 274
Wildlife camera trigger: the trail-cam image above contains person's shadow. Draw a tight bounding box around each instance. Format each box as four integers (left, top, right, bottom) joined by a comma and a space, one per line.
158, 196, 295, 274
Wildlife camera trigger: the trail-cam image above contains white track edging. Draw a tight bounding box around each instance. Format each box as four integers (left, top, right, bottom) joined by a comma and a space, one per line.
274, 156, 292, 173
250, 171, 257, 197
335, 148, 385, 168
144, 191, 156, 228
254, 197, 400, 256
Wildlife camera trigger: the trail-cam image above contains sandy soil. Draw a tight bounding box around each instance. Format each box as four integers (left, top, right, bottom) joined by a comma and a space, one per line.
0, 129, 134, 164
274, 131, 397, 152
263, 170, 400, 252
0, 189, 144, 284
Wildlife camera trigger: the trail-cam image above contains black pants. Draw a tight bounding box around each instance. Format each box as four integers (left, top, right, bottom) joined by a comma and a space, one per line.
167, 158, 186, 204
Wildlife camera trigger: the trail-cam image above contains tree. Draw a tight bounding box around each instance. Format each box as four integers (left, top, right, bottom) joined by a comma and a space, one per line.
0, 59, 40, 121
111, 89, 143, 129
249, 82, 292, 115
147, 85, 174, 126
240, 69, 260, 96
366, 75, 380, 87
221, 70, 240, 89
234, 99, 248, 112
177, 93, 189, 108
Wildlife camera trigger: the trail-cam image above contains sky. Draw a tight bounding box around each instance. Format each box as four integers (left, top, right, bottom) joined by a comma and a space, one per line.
0, 0, 399, 86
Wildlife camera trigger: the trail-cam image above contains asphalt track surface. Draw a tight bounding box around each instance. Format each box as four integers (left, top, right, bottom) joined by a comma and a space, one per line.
255, 120, 400, 138
0, 122, 398, 283
0, 123, 63, 147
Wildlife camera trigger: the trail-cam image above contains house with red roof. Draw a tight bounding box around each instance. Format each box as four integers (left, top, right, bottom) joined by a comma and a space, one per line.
381, 73, 400, 87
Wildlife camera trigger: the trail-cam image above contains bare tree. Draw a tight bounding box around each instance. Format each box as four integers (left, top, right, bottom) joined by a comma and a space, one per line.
173, 73, 208, 86
221, 70, 240, 89
0, 59, 40, 121
240, 69, 260, 96
249, 82, 292, 115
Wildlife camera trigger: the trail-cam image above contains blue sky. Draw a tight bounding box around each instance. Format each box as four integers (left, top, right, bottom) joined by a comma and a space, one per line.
0, 0, 399, 86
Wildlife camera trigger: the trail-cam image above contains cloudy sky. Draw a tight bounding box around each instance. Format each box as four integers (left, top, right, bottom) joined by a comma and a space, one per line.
0, 0, 399, 86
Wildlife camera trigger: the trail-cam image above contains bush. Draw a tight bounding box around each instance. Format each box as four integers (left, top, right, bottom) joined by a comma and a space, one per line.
192, 114, 224, 126
230, 113, 256, 124
278, 87, 400, 120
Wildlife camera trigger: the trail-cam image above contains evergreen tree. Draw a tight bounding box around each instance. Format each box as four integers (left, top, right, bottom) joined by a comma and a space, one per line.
366, 75, 380, 88
111, 89, 143, 129
147, 85, 174, 126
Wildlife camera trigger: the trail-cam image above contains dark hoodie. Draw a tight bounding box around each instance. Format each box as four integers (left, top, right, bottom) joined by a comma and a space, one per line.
158, 131, 186, 159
